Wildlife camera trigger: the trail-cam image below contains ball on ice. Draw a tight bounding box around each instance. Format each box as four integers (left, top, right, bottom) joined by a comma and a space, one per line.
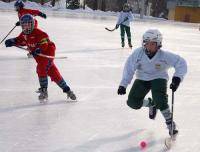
140, 141, 147, 149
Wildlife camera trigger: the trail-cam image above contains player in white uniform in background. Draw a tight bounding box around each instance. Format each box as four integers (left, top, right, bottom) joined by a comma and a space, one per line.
117, 29, 187, 136
116, 3, 134, 48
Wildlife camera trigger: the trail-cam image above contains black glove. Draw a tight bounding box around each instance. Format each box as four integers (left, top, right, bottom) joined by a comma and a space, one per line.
117, 86, 126, 95
115, 24, 119, 29
38, 12, 47, 19
170, 77, 181, 92
15, 21, 20, 26
31, 48, 41, 57
5, 38, 16, 47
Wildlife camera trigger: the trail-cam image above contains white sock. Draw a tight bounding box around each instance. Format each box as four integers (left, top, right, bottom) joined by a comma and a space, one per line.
142, 98, 150, 107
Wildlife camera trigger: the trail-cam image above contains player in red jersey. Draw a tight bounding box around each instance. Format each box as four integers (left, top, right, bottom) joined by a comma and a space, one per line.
14, 0, 47, 58
14, 0, 47, 27
5, 14, 76, 103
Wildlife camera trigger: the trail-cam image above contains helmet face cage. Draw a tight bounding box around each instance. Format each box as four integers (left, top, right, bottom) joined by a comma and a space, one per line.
142, 29, 162, 48
20, 14, 34, 35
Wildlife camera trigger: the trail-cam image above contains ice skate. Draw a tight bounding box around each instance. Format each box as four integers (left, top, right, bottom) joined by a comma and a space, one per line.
121, 41, 125, 48
128, 42, 132, 48
167, 121, 178, 137
164, 121, 178, 149
148, 98, 157, 119
66, 90, 76, 101
38, 88, 48, 103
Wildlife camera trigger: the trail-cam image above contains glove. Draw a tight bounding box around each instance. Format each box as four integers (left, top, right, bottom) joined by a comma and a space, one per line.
31, 48, 41, 57
170, 77, 181, 92
5, 38, 16, 47
38, 12, 47, 19
115, 24, 119, 29
117, 86, 126, 95
15, 21, 20, 26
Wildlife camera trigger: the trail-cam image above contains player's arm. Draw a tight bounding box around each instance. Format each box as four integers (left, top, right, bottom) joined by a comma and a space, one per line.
28, 9, 47, 19
5, 33, 26, 47
165, 51, 187, 92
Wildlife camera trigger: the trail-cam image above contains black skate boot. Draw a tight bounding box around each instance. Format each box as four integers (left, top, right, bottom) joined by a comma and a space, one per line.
128, 42, 133, 48
121, 41, 125, 48
38, 87, 48, 102
148, 98, 157, 120
167, 121, 178, 137
64, 90, 76, 101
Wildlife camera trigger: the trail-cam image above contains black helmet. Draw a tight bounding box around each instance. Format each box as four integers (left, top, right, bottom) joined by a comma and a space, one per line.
14, 0, 24, 11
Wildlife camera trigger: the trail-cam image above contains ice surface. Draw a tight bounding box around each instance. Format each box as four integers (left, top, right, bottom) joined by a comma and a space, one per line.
0, 8, 200, 152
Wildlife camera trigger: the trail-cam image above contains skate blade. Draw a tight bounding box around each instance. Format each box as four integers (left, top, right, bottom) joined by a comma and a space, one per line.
39, 98, 48, 104
164, 135, 177, 149
66, 97, 78, 102
66, 99, 78, 103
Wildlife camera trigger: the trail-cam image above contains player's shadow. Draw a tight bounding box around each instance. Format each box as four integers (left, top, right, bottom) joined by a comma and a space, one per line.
53, 129, 145, 152
0, 100, 74, 113
54, 129, 169, 152
72, 130, 143, 152
0, 57, 30, 61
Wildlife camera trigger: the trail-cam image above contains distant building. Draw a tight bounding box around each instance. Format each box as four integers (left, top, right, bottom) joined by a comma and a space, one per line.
167, 0, 200, 23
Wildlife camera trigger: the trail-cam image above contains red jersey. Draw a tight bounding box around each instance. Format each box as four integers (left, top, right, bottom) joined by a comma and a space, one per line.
17, 8, 41, 19
15, 28, 55, 62
15, 28, 62, 82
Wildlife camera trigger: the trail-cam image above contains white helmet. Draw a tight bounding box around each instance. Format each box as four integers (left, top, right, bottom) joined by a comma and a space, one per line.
142, 29, 162, 48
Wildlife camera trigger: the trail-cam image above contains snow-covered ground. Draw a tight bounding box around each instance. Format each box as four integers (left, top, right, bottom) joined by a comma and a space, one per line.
0, 4, 200, 152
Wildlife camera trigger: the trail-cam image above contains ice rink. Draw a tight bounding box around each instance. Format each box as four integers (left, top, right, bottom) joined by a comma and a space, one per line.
0, 10, 200, 152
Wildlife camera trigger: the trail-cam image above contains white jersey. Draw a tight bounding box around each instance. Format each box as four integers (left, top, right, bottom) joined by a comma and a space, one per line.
120, 47, 187, 87
116, 11, 133, 27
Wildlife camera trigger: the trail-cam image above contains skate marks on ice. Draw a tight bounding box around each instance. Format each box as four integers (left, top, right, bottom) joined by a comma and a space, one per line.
60, 47, 125, 54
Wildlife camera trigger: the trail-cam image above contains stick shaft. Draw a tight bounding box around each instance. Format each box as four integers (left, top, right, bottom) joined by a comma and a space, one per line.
0, 25, 17, 44
15, 46, 67, 59
170, 91, 174, 136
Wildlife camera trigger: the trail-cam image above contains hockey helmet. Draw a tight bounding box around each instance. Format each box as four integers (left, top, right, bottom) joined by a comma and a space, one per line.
14, 0, 24, 10
142, 29, 162, 48
20, 14, 35, 34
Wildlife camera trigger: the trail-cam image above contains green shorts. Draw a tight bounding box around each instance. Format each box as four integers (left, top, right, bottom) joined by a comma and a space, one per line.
127, 79, 169, 111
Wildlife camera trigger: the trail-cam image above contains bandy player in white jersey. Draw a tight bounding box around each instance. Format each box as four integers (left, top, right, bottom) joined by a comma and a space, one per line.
117, 29, 187, 136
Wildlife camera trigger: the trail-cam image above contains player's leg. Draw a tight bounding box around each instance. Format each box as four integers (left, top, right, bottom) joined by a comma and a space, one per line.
120, 25, 125, 47
36, 60, 49, 101
151, 78, 178, 135
127, 79, 151, 110
125, 26, 132, 48
48, 62, 76, 100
